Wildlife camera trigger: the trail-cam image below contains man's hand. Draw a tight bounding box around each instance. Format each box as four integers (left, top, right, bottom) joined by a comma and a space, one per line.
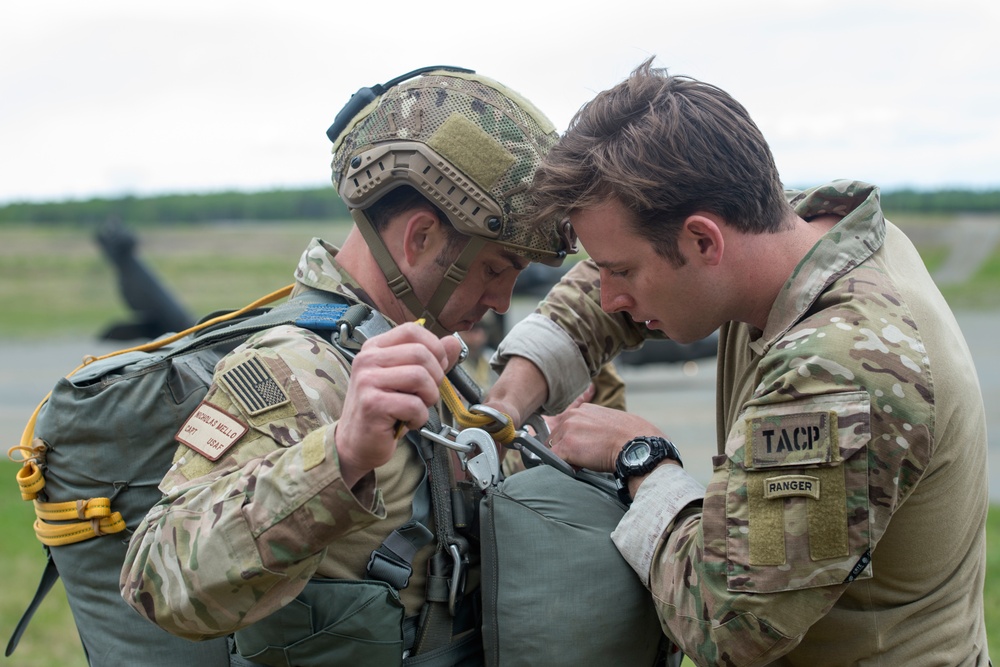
335, 322, 463, 488
546, 402, 666, 473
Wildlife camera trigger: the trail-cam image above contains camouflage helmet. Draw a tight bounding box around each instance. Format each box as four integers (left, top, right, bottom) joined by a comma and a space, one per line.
329, 67, 575, 266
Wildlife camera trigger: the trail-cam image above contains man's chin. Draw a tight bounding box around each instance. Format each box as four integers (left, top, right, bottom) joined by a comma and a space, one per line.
645, 320, 699, 344
453, 312, 491, 333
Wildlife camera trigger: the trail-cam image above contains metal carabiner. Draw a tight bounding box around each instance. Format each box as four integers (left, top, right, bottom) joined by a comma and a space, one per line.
419, 424, 474, 453
455, 427, 501, 490
418, 425, 501, 489
466, 404, 510, 428
451, 331, 469, 364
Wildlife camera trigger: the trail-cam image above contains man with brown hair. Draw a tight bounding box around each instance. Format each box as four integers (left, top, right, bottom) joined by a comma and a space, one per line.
488, 59, 990, 665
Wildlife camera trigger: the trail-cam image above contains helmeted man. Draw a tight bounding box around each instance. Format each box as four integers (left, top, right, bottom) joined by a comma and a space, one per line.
487, 59, 990, 665
121, 66, 574, 666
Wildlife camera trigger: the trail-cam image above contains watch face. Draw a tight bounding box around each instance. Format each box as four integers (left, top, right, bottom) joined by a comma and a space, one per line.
623, 442, 651, 465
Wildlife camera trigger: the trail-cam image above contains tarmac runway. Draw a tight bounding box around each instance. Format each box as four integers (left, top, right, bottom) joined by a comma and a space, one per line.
2, 309, 997, 500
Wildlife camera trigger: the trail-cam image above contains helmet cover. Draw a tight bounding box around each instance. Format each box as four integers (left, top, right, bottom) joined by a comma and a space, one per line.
332, 70, 575, 265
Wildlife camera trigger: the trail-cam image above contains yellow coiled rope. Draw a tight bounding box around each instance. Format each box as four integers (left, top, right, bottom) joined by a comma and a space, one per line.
438, 377, 516, 446
390, 318, 515, 445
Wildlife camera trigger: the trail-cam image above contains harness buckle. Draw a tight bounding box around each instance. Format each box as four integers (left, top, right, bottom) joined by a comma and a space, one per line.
331, 305, 393, 358
447, 543, 467, 616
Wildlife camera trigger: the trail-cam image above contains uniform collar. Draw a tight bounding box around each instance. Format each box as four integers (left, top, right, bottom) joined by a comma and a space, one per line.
749, 180, 887, 356
291, 238, 378, 311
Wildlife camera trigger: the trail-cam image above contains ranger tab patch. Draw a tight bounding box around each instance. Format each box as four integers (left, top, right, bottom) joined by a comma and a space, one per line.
219, 356, 290, 416
748, 411, 834, 468
176, 401, 248, 461
763, 474, 821, 500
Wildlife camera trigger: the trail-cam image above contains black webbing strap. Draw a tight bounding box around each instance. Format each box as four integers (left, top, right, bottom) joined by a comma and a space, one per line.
6, 551, 59, 656
366, 465, 435, 590
412, 405, 475, 656
341, 304, 485, 659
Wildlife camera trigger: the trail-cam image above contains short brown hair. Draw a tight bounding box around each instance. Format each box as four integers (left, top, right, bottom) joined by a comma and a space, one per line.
366, 185, 467, 264
532, 57, 791, 265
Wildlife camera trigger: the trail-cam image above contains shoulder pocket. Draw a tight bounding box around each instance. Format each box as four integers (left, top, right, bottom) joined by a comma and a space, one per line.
724, 391, 872, 593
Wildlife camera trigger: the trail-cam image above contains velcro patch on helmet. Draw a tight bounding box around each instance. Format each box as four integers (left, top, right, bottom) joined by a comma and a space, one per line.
428, 113, 515, 191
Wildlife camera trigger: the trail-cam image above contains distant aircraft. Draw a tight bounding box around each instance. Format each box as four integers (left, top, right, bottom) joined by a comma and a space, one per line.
94, 220, 194, 341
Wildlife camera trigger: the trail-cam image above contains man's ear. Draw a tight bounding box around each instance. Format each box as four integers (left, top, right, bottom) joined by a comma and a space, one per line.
401, 209, 445, 268
682, 214, 724, 266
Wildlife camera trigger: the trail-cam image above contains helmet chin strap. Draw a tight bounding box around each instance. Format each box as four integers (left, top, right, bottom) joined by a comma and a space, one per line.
351, 209, 486, 336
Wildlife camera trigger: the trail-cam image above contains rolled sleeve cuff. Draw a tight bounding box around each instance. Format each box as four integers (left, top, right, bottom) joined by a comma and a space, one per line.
491, 313, 591, 414
611, 464, 705, 586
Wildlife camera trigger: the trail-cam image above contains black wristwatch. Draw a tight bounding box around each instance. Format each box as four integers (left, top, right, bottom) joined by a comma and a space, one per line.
613, 436, 682, 505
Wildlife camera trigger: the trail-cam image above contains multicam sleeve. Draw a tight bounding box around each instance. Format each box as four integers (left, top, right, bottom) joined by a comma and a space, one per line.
614, 318, 905, 667
494, 259, 656, 412
615, 390, 875, 664
120, 326, 385, 640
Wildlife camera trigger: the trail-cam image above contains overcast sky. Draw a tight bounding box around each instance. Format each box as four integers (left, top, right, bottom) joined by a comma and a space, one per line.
2, 0, 998, 204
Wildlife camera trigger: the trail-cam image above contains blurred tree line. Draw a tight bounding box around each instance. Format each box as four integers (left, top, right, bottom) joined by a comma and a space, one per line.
0, 188, 349, 225
0, 186, 998, 225
880, 188, 1000, 213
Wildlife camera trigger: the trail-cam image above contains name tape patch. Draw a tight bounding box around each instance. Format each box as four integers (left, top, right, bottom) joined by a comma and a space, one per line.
763, 474, 821, 500
176, 401, 248, 461
748, 411, 833, 468
220, 356, 290, 416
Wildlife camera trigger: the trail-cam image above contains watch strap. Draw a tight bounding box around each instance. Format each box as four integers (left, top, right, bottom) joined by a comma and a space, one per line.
614, 436, 682, 505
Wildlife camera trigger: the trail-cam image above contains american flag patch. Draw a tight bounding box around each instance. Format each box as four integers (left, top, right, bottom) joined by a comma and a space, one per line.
220, 356, 290, 416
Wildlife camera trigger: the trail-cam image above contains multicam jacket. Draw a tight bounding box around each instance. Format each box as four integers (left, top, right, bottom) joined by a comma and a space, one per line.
120, 238, 435, 639
494, 181, 990, 666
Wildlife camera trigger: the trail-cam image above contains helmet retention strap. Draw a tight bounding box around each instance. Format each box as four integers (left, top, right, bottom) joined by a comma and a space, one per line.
351, 209, 484, 336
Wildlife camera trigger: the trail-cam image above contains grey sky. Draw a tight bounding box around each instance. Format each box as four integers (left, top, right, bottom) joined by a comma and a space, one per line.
2, 0, 998, 204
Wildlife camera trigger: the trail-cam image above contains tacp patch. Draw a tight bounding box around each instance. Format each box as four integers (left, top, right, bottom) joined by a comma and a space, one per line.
175, 401, 248, 461
219, 356, 290, 416
747, 411, 834, 468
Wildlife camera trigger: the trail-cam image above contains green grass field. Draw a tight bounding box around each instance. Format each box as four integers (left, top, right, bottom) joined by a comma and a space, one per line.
1, 214, 998, 665
2, 213, 1000, 338
0, 220, 355, 338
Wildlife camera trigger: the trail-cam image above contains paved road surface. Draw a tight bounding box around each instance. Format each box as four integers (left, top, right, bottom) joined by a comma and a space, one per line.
2, 309, 997, 500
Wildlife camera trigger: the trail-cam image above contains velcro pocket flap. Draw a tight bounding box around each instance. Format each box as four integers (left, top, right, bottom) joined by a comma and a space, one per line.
725, 391, 872, 593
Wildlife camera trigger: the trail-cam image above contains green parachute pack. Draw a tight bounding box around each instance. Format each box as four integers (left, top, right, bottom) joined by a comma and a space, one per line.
8, 287, 675, 667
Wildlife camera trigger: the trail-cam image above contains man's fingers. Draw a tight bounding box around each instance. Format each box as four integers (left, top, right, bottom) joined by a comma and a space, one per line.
354, 364, 443, 408
440, 334, 464, 372
362, 326, 459, 376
